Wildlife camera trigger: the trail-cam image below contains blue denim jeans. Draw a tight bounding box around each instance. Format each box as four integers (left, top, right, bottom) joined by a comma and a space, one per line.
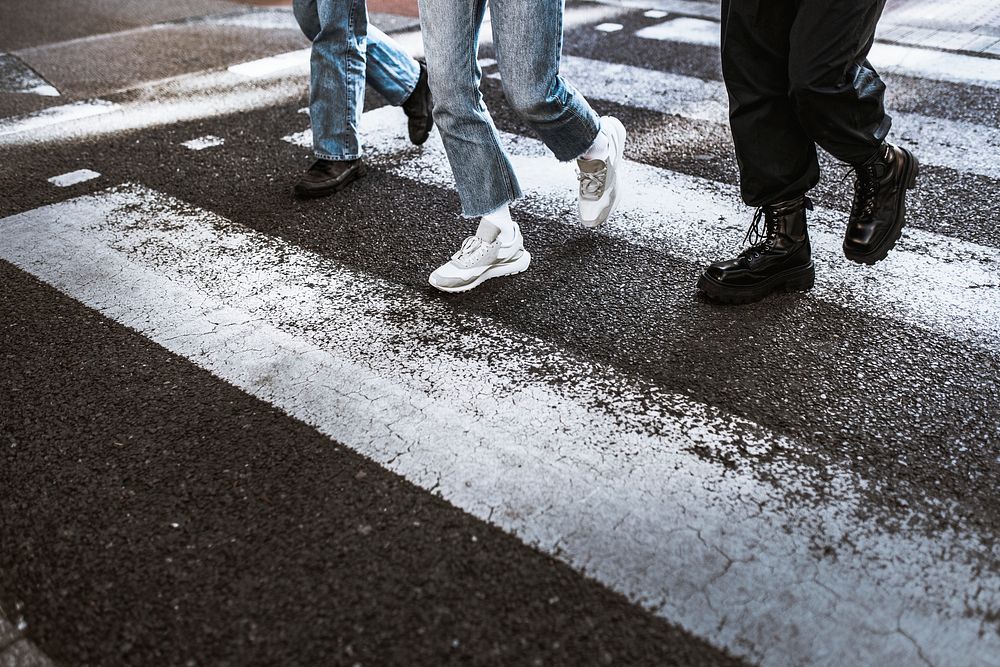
293, 0, 421, 160
417, 0, 600, 217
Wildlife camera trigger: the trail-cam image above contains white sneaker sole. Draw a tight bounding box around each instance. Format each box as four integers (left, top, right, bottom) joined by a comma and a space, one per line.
429, 250, 532, 293
580, 117, 627, 229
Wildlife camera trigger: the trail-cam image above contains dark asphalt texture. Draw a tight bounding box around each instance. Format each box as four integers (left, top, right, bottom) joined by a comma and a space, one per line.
2, 1, 1000, 664
0, 261, 747, 666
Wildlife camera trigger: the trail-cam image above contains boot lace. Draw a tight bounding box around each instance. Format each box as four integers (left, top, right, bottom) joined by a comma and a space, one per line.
740, 206, 778, 259
845, 162, 880, 219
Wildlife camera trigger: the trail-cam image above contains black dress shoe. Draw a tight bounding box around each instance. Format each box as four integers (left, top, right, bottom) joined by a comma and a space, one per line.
292, 158, 367, 199
844, 142, 919, 264
697, 195, 815, 304
402, 60, 434, 146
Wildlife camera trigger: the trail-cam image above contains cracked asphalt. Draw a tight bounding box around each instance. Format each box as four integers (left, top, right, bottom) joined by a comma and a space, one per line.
1, 0, 999, 665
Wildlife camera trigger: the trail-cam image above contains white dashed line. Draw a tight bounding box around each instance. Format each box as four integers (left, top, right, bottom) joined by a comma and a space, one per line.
46, 169, 101, 187
595, 22, 624, 32
181, 135, 225, 151
0, 100, 117, 138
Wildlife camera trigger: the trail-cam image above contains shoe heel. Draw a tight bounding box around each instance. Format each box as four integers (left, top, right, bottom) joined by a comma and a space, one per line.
783, 266, 815, 293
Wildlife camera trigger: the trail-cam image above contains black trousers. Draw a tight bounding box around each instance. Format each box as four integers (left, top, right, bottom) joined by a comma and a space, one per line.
721, 0, 892, 206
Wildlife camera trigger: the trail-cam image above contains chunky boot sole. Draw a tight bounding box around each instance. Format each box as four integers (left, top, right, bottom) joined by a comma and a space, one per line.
844, 150, 919, 265
292, 162, 368, 199
697, 262, 815, 304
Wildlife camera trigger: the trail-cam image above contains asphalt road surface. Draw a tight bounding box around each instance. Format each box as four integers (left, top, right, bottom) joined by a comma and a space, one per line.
1, 1, 999, 665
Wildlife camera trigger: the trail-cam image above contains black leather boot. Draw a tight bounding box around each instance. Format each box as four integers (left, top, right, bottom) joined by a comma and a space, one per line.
697, 195, 815, 304
402, 60, 434, 146
844, 142, 919, 264
292, 158, 367, 199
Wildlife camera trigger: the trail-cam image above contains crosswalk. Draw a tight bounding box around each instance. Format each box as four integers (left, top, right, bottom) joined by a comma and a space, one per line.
2, 4, 999, 666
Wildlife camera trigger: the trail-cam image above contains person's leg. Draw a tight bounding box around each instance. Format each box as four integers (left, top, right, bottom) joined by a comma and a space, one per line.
361, 25, 434, 146
787, 0, 891, 165
299, 0, 367, 161
363, 25, 419, 106
490, 0, 627, 228
697, 0, 815, 303
417, 0, 521, 218
721, 0, 817, 207
419, 0, 533, 291
291, 0, 369, 198
788, 0, 918, 265
490, 0, 598, 160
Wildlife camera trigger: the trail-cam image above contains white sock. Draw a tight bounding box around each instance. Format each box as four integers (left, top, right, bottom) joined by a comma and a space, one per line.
477, 204, 515, 243
579, 126, 610, 162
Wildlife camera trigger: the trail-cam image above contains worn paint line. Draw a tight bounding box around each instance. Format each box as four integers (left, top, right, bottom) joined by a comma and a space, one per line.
0, 100, 117, 138
634, 16, 1000, 87
1, 183, 997, 666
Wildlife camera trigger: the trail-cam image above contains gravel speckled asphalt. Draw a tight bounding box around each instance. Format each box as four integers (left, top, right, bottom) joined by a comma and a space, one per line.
1, 1, 999, 665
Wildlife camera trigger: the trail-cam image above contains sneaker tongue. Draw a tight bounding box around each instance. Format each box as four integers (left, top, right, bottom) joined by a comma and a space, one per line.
577, 158, 605, 173
475, 219, 501, 243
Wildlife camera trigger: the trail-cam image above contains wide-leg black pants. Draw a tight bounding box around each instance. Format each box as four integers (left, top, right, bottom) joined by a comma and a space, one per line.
721, 0, 892, 206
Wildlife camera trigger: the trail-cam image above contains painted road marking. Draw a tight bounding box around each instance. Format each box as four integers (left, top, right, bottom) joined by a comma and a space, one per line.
228, 48, 310, 77
47, 169, 101, 187
556, 54, 1000, 182
595, 23, 625, 32
636, 16, 717, 44
0, 70, 306, 147
635, 16, 1000, 88
0, 100, 116, 138
289, 106, 1000, 350
598, 0, 1000, 55
181, 135, 225, 151
2, 183, 997, 666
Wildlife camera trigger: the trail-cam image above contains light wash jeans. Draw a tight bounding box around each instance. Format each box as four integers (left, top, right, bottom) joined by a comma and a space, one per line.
417, 0, 600, 217
293, 0, 421, 161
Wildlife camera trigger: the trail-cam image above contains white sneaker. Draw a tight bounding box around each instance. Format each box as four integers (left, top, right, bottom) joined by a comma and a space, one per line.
428, 223, 531, 293
577, 115, 627, 229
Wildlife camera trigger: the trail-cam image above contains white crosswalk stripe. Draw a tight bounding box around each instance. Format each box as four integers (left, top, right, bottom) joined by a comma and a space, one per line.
1, 184, 997, 667
3, 8, 1000, 666
633, 16, 1000, 88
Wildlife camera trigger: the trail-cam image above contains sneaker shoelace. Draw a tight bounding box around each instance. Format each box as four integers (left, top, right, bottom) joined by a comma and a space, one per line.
452, 235, 486, 262
578, 168, 607, 200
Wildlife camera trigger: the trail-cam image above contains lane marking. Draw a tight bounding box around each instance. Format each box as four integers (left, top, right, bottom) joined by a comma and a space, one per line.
636, 17, 1000, 87
0, 100, 117, 138
47, 169, 101, 187
595, 0, 1000, 56
595, 23, 625, 32
293, 106, 1000, 350
228, 48, 309, 77
636, 16, 716, 44
180, 135, 225, 151
1, 183, 996, 666
556, 54, 1000, 181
